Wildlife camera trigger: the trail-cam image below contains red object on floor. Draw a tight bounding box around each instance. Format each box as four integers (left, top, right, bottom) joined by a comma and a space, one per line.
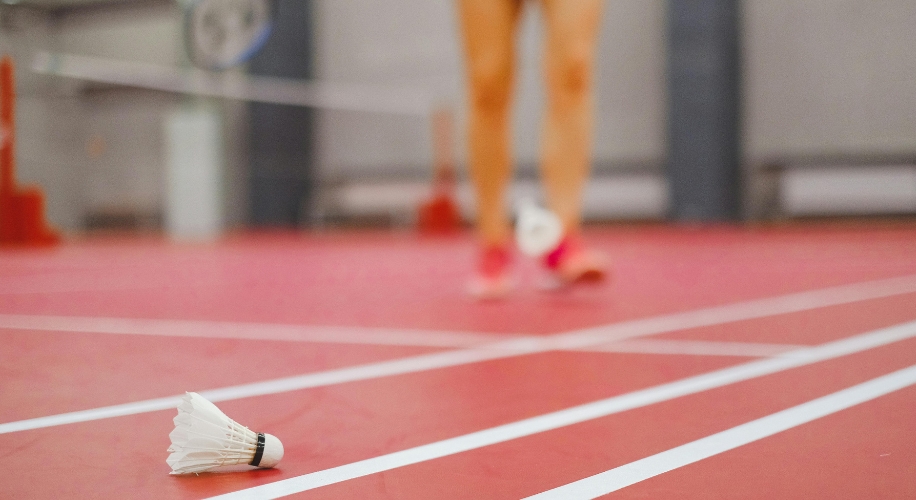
417, 108, 462, 234
0, 55, 59, 247
418, 191, 461, 234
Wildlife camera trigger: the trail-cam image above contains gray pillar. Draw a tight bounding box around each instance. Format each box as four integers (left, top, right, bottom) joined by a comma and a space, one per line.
247, 0, 315, 227
666, 0, 742, 221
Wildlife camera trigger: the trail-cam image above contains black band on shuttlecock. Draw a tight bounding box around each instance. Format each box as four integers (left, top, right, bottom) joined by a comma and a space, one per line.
250, 433, 266, 467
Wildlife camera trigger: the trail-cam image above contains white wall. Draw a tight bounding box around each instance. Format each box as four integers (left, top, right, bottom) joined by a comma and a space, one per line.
312, 0, 460, 176
54, 6, 181, 66
52, 6, 185, 230
743, 0, 916, 159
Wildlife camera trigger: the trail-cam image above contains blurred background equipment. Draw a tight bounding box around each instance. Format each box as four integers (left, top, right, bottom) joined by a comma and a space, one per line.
0, 55, 58, 246
182, 0, 275, 70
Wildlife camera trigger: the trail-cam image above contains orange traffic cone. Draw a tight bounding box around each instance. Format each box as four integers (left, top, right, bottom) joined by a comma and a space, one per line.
0, 55, 59, 247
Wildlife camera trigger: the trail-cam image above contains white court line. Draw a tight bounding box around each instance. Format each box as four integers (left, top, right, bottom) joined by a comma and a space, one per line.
204, 320, 916, 500
3, 273, 916, 349
0, 273, 158, 295
2, 274, 916, 435
525, 364, 916, 499
543, 273, 916, 351
0, 348, 525, 435
0, 314, 511, 348
584, 340, 805, 357
0, 314, 803, 356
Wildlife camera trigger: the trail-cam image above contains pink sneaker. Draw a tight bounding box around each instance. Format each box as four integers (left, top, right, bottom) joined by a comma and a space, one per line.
542, 235, 608, 288
467, 245, 513, 300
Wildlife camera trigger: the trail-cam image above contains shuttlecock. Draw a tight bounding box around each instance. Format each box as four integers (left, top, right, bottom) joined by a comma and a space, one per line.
167, 392, 284, 474
515, 198, 563, 257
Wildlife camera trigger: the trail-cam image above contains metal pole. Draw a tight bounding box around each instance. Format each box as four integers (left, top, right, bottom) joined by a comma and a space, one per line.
666, 0, 743, 221
247, 0, 316, 227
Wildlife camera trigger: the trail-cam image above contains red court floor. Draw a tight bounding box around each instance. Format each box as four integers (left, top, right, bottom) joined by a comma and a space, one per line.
1, 223, 916, 499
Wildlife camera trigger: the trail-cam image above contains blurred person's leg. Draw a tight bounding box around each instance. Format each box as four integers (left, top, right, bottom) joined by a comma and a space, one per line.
539, 0, 607, 284
458, 0, 523, 248
458, 0, 524, 298
539, 0, 602, 234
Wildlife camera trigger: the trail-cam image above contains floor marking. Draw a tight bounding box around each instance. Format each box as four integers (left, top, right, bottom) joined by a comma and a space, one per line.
203, 320, 916, 500
0, 314, 802, 356
524, 364, 916, 499
543, 273, 916, 351
0, 276, 156, 295
0, 314, 511, 348
2, 273, 915, 348
0, 348, 523, 435
585, 340, 805, 357
0, 341, 803, 435
2, 274, 916, 435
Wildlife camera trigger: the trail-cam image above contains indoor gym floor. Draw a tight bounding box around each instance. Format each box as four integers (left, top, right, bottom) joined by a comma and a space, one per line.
2, 223, 916, 499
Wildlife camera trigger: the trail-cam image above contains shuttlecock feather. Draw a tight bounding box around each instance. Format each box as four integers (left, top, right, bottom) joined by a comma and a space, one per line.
515, 198, 563, 257
167, 392, 284, 474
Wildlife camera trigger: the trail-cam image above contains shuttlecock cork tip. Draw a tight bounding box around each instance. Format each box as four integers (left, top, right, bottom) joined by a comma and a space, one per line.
256, 433, 284, 468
